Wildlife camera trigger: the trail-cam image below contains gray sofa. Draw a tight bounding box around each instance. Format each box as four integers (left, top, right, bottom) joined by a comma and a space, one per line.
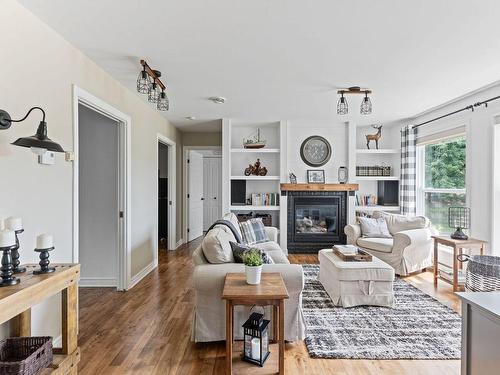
191, 213, 305, 342
344, 211, 435, 276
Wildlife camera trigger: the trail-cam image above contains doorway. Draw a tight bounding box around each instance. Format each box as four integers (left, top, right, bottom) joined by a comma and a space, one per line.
73, 86, 131, 291
158, 142, 170, 250
184, 147, 222, 242
156, 134, 177, 252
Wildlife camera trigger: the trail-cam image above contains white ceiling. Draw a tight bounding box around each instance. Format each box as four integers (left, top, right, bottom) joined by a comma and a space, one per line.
19, 0, 500, 132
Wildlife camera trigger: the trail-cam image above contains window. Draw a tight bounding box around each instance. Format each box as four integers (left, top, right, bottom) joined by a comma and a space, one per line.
417, 135, 466, 234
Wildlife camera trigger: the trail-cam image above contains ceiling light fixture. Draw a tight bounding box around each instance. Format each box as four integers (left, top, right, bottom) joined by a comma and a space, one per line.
137, 60, 170, 111
336, 86, 372, 115
337, 92, 348, 115
208, 96, 226, 104
360, 92, 372, 115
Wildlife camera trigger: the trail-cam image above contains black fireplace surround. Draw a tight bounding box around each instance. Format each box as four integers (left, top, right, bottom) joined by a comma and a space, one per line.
286, 191, 347, 253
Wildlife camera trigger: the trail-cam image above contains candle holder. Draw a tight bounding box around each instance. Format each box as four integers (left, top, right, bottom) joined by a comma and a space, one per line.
12, 229, 26, 274
33, 247, 55, 275
0, 244, 21, 287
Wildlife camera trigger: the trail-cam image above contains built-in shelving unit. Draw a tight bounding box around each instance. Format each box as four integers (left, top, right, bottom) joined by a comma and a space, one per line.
223, 120, 286, 234
356, 148, 399, 154
230, 205, 280, 211
354, 126, 401, 215
356, 176, 399, 181
230, 148, 280, 153
230, 175, 281, 180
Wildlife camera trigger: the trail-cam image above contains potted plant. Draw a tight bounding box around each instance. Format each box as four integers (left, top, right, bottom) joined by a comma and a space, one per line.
244, 249, 264, 285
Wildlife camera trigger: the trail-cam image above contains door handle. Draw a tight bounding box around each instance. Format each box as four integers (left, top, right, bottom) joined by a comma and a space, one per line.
214, 197, 217, 200
201, 197, 205, 201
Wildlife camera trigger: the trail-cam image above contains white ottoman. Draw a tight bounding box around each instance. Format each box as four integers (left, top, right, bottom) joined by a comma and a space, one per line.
318, 248, 395, 308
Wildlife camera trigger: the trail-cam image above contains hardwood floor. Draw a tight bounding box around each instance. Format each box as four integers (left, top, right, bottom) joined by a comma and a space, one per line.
78, 239, 460, 375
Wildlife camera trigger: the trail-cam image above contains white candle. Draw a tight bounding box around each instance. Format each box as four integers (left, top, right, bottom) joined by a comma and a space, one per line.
36, 234, 54, 249
5, 217, 22, 231
251, 337, 260, 360
0, 230, 16, 247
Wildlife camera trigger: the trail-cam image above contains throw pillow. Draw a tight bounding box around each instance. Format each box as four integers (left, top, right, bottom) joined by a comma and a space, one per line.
358, 217, 392, 238
229, 242, 274, 264
374, 211, 428, 235
222, 212, 243, 239
239, 218, 269, 245
201, 227, 235, 264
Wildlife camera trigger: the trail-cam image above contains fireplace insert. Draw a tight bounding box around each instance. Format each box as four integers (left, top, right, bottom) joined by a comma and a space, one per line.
286, 191, 347, 253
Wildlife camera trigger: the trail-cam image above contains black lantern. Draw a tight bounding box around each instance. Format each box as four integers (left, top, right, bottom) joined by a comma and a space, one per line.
449, 206, 470, 240
242, 311, 270, 367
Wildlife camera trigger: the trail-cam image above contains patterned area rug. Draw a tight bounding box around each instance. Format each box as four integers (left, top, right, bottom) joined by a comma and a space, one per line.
302, 264, 461, 359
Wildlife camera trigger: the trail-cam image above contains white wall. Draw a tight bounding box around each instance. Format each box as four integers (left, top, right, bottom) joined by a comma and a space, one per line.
286, 120, 348, 183
0, 0, 181, 340
410, 83, 500, 254
78, 105, 119, 286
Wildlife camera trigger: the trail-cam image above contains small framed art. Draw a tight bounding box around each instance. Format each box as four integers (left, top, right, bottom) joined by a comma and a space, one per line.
307, 170, 325, 184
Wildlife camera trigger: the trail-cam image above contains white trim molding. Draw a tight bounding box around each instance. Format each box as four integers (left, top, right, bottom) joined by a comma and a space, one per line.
72, 85, 132, 291
176, 238, 184, 248
128, 261, 156, 290
156, 133, 177, 252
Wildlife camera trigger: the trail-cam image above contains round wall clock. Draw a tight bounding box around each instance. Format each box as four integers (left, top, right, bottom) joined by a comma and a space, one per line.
300, 136, 332, 167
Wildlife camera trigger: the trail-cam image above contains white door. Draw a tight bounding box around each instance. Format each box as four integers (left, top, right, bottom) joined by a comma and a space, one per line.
203, 157, 222, 230
188, 151, 204, 241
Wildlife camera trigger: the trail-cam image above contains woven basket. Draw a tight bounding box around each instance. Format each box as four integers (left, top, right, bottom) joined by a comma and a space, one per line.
0, 337, 52, 375
457, 254, 500, 292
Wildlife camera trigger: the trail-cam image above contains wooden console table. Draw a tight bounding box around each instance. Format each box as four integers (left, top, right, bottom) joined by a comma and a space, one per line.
432, 236, 486, 292
222, 273, 289, 375
0, 264, 80, 374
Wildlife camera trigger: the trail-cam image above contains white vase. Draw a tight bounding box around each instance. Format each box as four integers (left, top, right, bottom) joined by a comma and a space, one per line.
245, 265, 263, 285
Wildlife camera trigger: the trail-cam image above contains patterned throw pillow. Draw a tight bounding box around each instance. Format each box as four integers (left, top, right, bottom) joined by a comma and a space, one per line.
229, 242, 274, 264
358, 217, 392, 238
239, 218, 269, 245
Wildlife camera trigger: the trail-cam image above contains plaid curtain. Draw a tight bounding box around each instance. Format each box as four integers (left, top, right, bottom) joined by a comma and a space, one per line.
400, 125, 417, 215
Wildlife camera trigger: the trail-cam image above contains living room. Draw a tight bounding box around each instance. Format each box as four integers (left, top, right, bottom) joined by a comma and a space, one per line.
0, 1, 499, 374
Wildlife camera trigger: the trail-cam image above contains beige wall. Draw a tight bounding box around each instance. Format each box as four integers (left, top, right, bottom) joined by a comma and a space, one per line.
0, 0, 182, 339
182, 132, 222, 146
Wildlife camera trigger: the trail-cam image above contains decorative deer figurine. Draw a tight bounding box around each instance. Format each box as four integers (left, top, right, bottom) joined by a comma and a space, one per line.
366, 125, 383, 149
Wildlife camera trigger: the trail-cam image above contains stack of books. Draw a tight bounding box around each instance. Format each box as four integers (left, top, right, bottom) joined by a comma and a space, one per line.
355, 194, 378, 206
439, 265, 466, 284
250, 193, 280, 206
333, 245, 358, 256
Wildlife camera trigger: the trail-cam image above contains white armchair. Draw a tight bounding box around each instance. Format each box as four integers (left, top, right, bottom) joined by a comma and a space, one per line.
344, 211, 436, 276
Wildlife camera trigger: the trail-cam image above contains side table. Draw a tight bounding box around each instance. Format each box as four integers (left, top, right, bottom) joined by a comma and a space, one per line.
221, 272, 289, 375
432, 235, 487, 292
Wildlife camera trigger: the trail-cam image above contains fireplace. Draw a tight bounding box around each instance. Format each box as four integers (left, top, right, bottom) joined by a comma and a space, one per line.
286, 191, 347, 253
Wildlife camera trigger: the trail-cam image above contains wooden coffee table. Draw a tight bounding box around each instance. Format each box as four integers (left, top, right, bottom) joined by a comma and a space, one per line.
432, 235, 487, 292
221, 272, 289, 375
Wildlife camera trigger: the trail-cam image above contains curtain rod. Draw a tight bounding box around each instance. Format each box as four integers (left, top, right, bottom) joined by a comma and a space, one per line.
412, 94, 500, 129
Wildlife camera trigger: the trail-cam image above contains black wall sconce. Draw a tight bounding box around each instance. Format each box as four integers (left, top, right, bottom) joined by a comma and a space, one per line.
0, 107, 65, 154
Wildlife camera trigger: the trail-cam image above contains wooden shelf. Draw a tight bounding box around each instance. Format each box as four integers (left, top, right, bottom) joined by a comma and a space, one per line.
355, 205, 400, 212
230, 176, 280, 181
230, 148, 280, 153
356, 149, 400, 154
0, 264, 80, 374
280, 183, 358, 192
356, 176, 399, 181
230, 205, 280, 211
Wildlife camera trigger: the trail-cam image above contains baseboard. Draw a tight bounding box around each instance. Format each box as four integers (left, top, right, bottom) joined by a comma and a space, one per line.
175, 238, 184, 249
79, 277, 117, 287
128, 261, 156, 290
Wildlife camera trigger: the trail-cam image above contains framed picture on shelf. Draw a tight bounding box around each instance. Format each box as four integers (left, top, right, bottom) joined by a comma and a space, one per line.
307, 170, 325, 184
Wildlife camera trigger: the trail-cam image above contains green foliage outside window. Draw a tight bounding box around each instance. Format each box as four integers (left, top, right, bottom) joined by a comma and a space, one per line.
423, 137, 466, 233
